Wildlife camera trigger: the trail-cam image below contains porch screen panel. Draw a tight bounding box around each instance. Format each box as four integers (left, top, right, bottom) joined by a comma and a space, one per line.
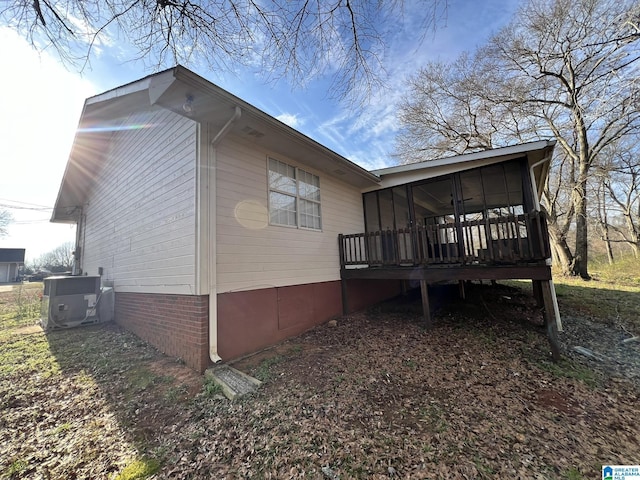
458, 168, 486, 258
482, 162, 524, 215
363, 192, 380, 232
378, 190, 394, 230
459, 159, 527, 260
411, 177, 457, 262
363, 192, 382, 264
392, 186, 413, 262
378, 190, 396, 263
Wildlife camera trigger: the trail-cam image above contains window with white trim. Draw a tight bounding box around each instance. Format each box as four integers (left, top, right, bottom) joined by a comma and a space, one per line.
268, 157, 321, 230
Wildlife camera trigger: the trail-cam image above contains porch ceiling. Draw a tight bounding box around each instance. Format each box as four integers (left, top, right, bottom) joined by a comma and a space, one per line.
369, 140, 556, 200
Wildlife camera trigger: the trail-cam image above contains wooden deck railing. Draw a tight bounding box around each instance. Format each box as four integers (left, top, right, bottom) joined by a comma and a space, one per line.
339, 211, 551, 268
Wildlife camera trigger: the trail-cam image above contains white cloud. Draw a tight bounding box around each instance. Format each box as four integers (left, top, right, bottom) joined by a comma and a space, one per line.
275, 112, 304, 129
310, 0, 521, 170
65, 12, 115, 55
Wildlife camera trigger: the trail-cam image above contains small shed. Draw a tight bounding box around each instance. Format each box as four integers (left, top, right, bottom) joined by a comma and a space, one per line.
0, 248, 25, 283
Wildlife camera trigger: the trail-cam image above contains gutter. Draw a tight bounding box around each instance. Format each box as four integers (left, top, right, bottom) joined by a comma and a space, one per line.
207, 106, 242, 364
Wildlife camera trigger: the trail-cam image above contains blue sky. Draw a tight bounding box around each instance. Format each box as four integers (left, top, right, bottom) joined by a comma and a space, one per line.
0, 0, 520, 260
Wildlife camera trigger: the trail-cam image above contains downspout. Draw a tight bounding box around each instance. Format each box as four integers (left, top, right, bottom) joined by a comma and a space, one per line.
72, 207, 84, 276
530, 151, 562, 332
208, 106, 241, 363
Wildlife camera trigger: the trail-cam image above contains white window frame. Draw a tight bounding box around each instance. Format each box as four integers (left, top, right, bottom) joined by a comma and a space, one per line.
268, 157, 322, 231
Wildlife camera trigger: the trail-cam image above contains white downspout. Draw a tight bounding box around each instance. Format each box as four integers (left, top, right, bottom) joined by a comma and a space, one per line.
72, 208, 84, 276
208, 106, 241, 363
530, 153, 562, 332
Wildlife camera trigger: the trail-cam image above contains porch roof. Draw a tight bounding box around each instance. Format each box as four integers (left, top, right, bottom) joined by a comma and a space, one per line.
369, 140, 556, 202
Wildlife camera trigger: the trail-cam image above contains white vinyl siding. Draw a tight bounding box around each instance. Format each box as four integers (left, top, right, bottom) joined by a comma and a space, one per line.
216, 136, 365, 293
80, 107, 198, 294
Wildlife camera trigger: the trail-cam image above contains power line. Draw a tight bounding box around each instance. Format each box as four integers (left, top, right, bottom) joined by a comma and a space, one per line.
0, 198, 52, 208
0, 204, 52, 211
0, 198, 53, 210
13, 219, 52, 224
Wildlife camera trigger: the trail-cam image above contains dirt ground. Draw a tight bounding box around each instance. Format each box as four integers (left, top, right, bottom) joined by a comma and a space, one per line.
1, 282, 639, 479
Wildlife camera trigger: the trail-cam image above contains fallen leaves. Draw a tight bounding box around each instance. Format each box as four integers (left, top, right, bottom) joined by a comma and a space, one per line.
1, 282, 639, 479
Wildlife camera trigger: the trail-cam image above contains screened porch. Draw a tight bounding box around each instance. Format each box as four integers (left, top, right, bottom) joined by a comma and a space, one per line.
339, 158, 551, 269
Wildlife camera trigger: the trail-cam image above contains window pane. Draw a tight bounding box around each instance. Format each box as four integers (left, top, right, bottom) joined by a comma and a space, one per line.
299, 169, 321, 201
300, 199, 321, 229
269, 158, 296, 194
270, 191, 297, 226
268, 159, 321, 230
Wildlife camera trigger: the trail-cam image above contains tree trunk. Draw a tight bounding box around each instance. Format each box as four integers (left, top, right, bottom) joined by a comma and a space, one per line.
547, 219, 574, 275
596, 178, 614, 265
605, 236, 615, 265
572, 159, 590, 279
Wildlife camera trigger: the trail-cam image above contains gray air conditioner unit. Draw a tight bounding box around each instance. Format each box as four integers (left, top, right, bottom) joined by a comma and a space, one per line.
41, 276, 101, 330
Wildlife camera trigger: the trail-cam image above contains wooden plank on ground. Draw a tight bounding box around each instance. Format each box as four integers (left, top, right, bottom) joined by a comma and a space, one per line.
541, 279, 561, 362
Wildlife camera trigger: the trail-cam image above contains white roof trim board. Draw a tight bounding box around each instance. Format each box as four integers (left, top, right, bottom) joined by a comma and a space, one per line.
372, 140, 556, 176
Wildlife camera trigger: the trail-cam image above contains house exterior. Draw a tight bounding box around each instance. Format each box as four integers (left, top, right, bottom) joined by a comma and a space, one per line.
0, 248, 25, 283
52, 66, 560, 372
52, 66, 403, 372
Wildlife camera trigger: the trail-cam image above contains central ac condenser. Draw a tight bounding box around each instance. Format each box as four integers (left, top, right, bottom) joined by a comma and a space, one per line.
40, 276, 102, 330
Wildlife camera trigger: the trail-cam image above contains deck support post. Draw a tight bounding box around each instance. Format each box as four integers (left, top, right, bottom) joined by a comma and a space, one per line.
540, 280, 561, 362
341, 278, 349, 315
420, 280, 432, 328
458, 280, 466, 300
532, 280, 543, 308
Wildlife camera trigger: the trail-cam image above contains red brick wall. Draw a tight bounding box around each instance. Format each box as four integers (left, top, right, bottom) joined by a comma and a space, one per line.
217, 281, 343, 360
114, 292, 209, 372
217, 279, 403, 361
344, 278, 404, 313
113, 279, 402, 371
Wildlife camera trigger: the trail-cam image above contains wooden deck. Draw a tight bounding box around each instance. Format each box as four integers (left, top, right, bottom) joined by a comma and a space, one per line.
337, 211, 560, 361
339, 211, 551, 270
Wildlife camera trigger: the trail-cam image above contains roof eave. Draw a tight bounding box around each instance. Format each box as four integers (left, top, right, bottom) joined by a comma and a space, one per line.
372, 140, 557, 176
52, 66, 380, 223
170, 67, 381, 187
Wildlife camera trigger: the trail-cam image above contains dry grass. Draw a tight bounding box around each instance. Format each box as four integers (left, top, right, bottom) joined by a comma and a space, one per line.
1, 280, 639, 479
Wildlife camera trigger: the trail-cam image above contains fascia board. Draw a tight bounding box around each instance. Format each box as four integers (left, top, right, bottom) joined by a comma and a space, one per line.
372, 140, 556, 177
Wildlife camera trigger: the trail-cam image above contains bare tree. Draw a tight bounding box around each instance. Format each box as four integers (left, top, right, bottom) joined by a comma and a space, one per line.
0, 209, 12, 237
36, 241, 75, 272
397, 0, 640, 278
1, 0, 445, 102
543, 151, 577, 274
600, 139, 640, 258
593, 172, 615, 265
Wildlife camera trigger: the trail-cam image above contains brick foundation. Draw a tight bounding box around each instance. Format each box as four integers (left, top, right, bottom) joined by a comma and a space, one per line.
217, 279, 402, 361
113, 279, 402, 372
343, 278, 403, 313
114, 292, 209, 372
